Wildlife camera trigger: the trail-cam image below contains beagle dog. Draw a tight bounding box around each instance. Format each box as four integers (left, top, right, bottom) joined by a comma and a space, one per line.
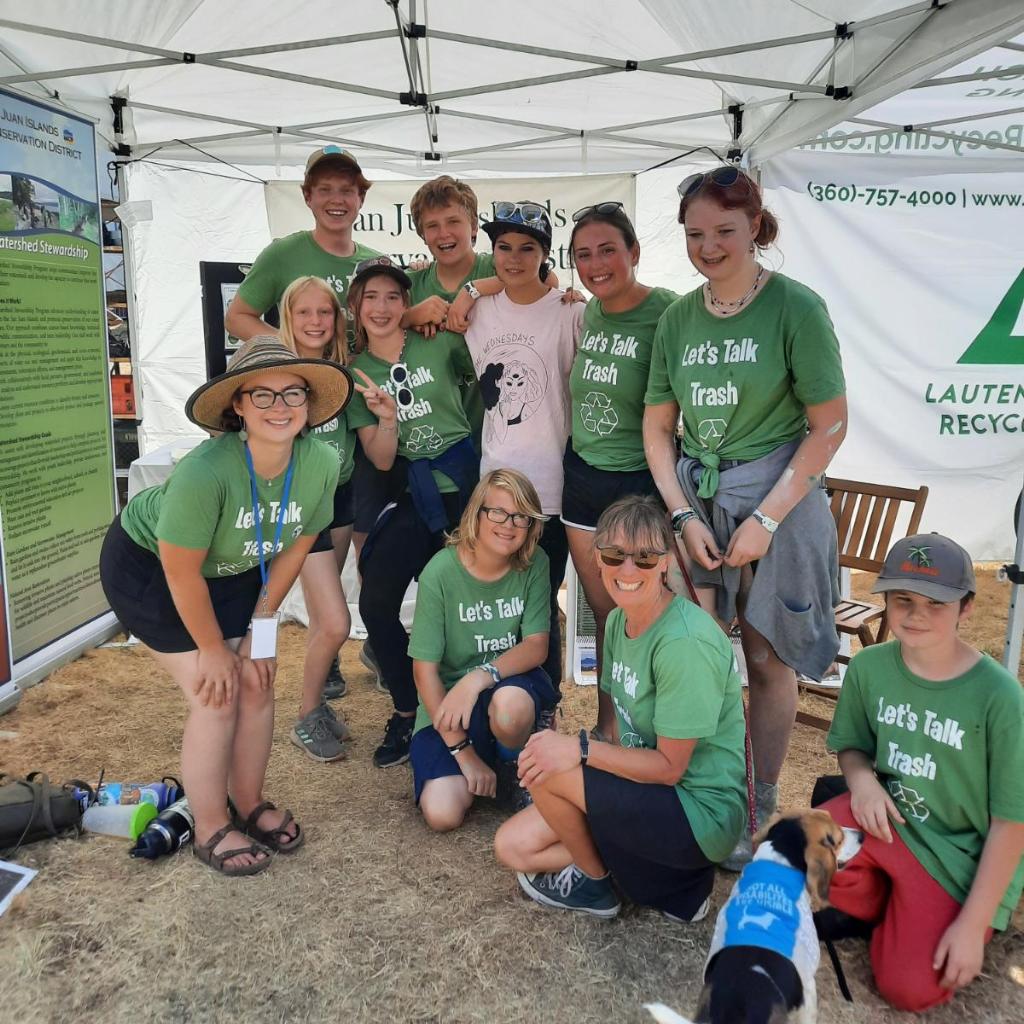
646, 809, 864, 1024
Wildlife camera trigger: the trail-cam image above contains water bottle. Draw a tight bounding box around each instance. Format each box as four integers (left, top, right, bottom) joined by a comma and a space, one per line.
129, 797, 194, 859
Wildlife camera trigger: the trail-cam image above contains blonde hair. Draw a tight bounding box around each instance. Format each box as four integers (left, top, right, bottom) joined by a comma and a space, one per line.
279, 276, 344, 364
347, 272, 410, 354
448, 469, 545, 572
410, 175, 479, 237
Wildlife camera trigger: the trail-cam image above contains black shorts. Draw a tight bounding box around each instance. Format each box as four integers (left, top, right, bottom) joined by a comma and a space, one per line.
99, 517, 262, 654
560, 445, 660, 531
310, 479, 355, 553
584, 767, 714, 919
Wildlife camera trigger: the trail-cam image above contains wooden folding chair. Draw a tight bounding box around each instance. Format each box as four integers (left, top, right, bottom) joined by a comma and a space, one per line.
797, 477, 929, 731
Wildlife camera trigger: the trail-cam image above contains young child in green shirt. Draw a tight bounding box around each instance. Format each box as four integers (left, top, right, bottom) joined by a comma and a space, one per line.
823, 533, 1024, 1011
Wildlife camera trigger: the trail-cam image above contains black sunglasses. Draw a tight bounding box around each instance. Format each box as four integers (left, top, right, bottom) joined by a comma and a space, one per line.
597, 545, 666, 570
677, 166, 750, 199
571, 201, 626, 223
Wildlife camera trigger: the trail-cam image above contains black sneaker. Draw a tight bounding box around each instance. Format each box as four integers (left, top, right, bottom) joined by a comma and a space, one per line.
373, 712, 414, 768
360, 641, 387, 694
323, 655, 347, 700
516, 865, 620, 918
496, 760, 532, 812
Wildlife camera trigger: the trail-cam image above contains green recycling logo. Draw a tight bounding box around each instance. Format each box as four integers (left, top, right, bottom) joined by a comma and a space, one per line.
697, 418, 727, 449
580, 392, 619, 436
405, 424, 444, 453
958, 267, 1024, 364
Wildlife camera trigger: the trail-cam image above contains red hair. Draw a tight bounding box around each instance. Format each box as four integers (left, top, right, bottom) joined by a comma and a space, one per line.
678, 169, 779, 248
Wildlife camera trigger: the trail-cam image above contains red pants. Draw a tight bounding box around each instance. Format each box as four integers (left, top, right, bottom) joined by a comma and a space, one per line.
822, 792, 992, 1013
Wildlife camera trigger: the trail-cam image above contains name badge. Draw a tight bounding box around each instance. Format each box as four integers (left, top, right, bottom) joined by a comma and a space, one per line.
249, 613, 279, 659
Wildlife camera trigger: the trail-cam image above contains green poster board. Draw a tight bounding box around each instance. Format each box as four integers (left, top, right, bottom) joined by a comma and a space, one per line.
0, 86, 115, 663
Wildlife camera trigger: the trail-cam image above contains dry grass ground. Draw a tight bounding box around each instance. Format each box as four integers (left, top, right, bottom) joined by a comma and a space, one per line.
0, 569, 1021, 1023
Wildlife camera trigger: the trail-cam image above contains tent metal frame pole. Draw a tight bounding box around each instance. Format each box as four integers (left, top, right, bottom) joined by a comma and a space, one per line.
113, 161, 145, 425
0, 17, 181, 57
896, 105, 1024, 129
914, 63, 1024, 88
439, 108, 578, 136
851, 5, 940, 91
0, 58, 174, 86
198, 31, 395, 60
446, 133, 580, 158
194, 57, 398, 99
1002, 478, 1024, 674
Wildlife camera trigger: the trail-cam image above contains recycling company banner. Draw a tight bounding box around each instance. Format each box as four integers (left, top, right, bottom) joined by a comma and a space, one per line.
764, 151, 1022, 559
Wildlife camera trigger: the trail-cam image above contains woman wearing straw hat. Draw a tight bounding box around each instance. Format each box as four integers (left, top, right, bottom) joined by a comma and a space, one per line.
99, 335, 357, 876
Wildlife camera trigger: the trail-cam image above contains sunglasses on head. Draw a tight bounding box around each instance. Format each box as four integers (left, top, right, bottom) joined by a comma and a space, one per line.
677, 166, 750, 199
493, 201, 552, 231
389, 362, 414, 409
571, 201, 626, 223
597, 545, 666, 570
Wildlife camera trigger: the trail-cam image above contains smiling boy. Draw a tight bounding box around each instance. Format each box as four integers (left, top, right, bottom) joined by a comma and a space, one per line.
225, 146, 380, 344
820, 533, 1024, 1012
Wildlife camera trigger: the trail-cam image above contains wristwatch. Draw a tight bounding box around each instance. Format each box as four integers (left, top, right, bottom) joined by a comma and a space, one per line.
578, 728, 590, 767
752, 507, 780, 534
463, 280, 481, 300
448, 737, 472, 754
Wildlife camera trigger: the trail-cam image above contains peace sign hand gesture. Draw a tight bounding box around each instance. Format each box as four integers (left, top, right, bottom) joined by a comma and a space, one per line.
352, 368, 398, 424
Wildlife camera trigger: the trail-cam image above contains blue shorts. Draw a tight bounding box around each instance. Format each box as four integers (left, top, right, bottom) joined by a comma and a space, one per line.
584, 766, 715, 919
410, 668, 556, 803
310, 480, 355, 553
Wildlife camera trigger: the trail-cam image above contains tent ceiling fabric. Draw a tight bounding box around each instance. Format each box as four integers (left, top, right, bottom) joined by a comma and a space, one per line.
0, 0, 1022, 173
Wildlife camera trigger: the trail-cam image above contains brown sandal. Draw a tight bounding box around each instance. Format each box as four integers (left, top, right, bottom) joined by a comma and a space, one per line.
193, 823, 272, 876
232, 800, 304, 854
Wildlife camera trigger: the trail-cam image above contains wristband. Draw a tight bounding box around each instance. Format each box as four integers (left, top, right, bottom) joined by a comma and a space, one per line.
480, 661, 501, 685
751, 508, 780, 534
463, 280, 481, 300
447, 737, 472, 754
670, 507, 698, 534
578, 728, 590, 767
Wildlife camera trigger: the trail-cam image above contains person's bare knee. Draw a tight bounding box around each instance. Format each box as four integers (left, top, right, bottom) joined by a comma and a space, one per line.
488, 689, 534, 748
420, 779, 471, 832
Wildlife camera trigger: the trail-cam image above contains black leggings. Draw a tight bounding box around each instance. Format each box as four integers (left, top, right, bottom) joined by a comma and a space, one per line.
358, 492, 462, 715
537, 516, 568, 695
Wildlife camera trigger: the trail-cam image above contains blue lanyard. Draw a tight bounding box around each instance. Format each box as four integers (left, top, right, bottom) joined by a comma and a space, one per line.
243, 442, 295, 609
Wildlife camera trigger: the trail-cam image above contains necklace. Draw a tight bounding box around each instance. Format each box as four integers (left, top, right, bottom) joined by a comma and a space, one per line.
707, 264, 764, 314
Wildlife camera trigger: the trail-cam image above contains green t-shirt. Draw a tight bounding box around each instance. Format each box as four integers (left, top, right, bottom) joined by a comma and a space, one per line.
237, 231, 380, 347
570, 287, 678, 472
346, 331, 475, 493
408, 545, 551, 735
599, 597, 746, 862
827, 641, 1024, 930
311, 407, 356, 487
645, 273, 845, 463
408, 253, 495, 440
120, 432, 339, 578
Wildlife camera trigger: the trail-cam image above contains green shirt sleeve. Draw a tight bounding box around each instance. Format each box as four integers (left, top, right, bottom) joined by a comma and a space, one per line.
598, 608, 622, 694
786, 301, 845, 408
345, 387, 375, 430
826, 657, 876, 756
643, 307, 677, 406
155, 456, 227, 550
408, 554, 447, 664
304, 460, 339, 536
651, 636, 725, 740
520, 551, 552, 639
987, 682, 1024, 822
444, 331, 477, 383
236, 240, 283, 314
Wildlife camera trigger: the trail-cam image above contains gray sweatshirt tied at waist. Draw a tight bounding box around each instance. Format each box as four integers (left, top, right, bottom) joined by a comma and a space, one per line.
677, 439, 840, 681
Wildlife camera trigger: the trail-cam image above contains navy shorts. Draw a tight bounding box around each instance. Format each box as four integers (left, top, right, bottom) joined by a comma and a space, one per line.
560, 445, 661, 531
99, 517, 261, 654
310, 479, 355, 553
584, 766, 714, 919
410, 668, 556, 803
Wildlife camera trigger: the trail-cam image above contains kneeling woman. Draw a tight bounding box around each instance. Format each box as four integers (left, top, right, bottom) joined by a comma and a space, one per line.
494, 496, 746, 919
99, 336, 350, 875
408, 469, 555, 832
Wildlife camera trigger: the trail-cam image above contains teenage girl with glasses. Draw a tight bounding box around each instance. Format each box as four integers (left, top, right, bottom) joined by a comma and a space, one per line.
345, 257, 480, 769
643, 166, 847, 868
407, 469, 555, 831
563, 201, 679, 741
464, 201, 585, 701
277, 276, 398, 763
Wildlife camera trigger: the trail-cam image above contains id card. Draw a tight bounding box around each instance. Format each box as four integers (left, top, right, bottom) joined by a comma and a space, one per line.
249, 613, 279, 659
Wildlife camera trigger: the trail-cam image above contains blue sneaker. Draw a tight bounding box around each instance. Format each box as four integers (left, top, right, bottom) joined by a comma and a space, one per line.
516, 865, 620, 918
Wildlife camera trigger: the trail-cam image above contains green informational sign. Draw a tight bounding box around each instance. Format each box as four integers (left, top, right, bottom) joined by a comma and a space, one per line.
0, 87, 115, 662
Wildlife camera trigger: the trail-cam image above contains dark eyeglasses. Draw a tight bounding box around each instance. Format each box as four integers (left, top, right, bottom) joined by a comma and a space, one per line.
571, 201, 625, 223
481, 506, 535, 529
677, 166, 750, 199
389, 363, 414, 409
597, 545, 666, 570
493, 201, 552, 231
239, 386, 309, 409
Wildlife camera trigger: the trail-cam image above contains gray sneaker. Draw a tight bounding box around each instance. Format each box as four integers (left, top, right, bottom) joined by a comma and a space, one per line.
315, 701, 351, 742
291, 707, 347, 762
359, 641, 387, 694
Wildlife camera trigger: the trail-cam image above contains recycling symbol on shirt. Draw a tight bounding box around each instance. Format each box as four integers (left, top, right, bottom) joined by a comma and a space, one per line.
697, 417, 728, 450
888, 779, 929, 823
581, 392, 619, 436
405, 424, 444, 453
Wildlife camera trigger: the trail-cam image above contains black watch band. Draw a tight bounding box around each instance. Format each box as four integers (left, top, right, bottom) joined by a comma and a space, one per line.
578, 728, 590, 767
448, 737, 472, 754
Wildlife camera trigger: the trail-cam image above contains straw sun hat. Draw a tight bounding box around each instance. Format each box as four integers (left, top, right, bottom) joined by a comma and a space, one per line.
185, 335, 352, 432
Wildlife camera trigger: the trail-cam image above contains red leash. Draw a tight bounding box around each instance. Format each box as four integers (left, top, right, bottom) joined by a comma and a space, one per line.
671, 538, 758, 838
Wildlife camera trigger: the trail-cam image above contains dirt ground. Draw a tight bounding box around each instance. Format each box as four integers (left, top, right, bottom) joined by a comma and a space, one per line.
0, 568, 1021, 1023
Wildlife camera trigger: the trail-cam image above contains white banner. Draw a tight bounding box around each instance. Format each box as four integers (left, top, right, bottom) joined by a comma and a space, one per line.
265, 173, 635, 282
764, 151, 1024, 560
